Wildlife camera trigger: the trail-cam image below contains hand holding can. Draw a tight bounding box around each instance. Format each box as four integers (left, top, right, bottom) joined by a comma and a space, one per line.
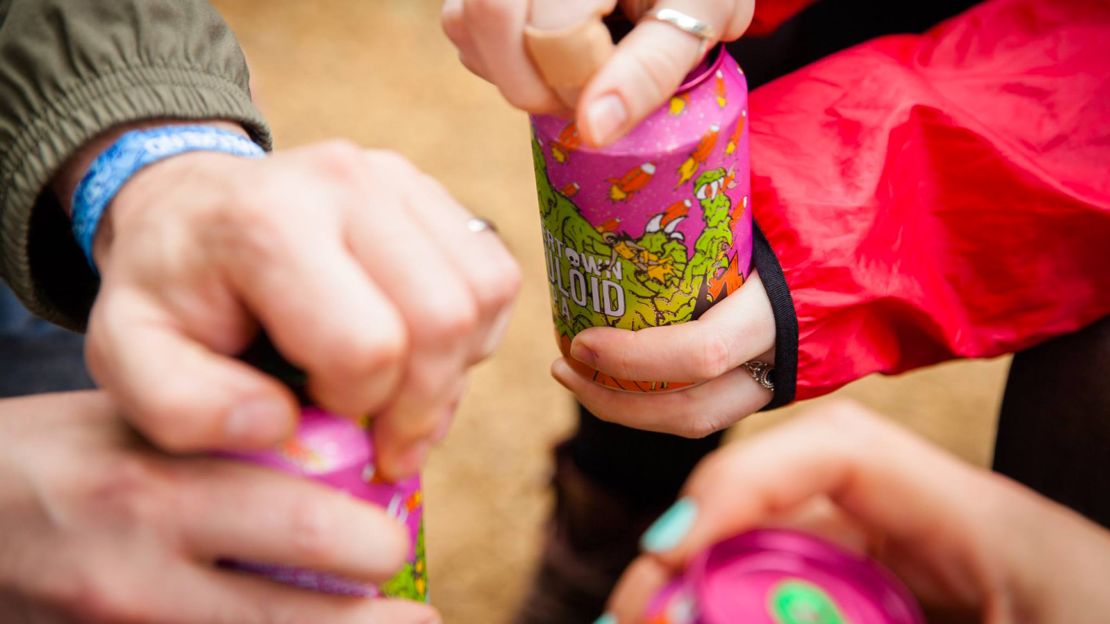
223, 337, 428, 601
643, 529, 923, 624
530, 45, 753, 393
605, 402, 1110, 623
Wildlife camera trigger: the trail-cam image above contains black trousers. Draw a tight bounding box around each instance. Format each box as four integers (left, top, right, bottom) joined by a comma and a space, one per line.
993, 317, 1110, 529
0, 285, 93, 397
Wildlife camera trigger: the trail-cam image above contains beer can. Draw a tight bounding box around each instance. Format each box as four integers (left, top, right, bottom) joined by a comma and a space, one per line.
530, 45, 753, 392
225, 408, 427, 601
644, 529, 924, 624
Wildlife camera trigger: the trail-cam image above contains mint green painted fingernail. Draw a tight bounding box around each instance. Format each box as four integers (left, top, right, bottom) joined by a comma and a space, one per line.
594, 613, 617, 624
641, 497, 698, 553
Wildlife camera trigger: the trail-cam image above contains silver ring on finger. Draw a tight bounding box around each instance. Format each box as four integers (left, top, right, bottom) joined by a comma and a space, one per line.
642, 8, 719, 58
466, 216, 498, 235
741, 360, 775, 392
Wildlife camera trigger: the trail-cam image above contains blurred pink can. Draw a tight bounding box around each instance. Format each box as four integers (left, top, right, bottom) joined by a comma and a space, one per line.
226, 409, 426, 600
645, 529, 924, 624
530, 45, 753, 392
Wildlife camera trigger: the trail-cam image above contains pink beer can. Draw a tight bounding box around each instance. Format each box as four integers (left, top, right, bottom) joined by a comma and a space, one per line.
644, 529, 925, 624
227, 338, 427, 601
530, 45, 753, 392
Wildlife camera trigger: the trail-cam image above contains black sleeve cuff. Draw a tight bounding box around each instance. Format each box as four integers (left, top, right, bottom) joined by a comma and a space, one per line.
752, 222, 798, 409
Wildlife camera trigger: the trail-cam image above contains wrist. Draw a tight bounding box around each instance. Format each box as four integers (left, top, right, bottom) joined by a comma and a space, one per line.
64, 123, 263, 272
52, 120, 246, 216
92, 151, 242, 268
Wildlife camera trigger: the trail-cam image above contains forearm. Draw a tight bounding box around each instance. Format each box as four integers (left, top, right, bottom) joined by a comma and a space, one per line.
0, 0, 270, 330
750, 0, 1110, 399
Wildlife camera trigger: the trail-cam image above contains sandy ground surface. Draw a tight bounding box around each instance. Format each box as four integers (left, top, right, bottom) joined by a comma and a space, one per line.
213, 2, 1009, 620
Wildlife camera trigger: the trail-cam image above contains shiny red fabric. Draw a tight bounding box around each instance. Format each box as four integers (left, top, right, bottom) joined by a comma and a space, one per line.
748, 0, 816, 35
749, 0, 1110, 400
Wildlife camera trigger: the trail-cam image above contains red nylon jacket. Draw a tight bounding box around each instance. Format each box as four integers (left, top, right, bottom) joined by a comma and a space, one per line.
747, 0, 1110, 401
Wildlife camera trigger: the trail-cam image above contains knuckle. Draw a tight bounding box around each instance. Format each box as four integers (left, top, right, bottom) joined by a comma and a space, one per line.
88, 456, 167, 526
322, 325, 409, 379
693, 334, 731, 380
610, 345, 636, 380
288, 500, 341, 567
62, 566, 135, 623
818, 399, 871, 430
315, 138, 361, 166
727, 0, 756, 38
364, 148, 418, 177
807, 400, 884, 457
311, 139, 366, 180
626, 46, 687, 105
474, 262, 521, 315
422, 298, 480, 343
670, 399, 724, 439
678, 418, 718, 439
494, 260, 524, 304
133, 393, 208, 453
464, 0, 512, 23
440, 1, 465, 39
500, 85, 560, 114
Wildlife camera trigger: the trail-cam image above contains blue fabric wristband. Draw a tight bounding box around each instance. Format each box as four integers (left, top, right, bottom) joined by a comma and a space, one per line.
70, 125, 266, 272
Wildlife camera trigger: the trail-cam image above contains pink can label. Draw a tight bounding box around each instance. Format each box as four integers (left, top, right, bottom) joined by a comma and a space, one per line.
226, 408, 426, 601
530, 49, 752, 391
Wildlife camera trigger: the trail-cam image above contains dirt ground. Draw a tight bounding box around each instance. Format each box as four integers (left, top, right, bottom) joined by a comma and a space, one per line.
213, 2, 1009, 621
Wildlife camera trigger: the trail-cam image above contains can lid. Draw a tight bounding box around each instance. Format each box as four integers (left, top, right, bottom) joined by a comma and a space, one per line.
677, 44, 728, 93
690, 529, 925, 624
227, 407, 372, 476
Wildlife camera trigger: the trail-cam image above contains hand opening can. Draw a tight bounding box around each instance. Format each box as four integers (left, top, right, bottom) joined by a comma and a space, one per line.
530, 45, 753, 392
645, 529, 925, 624
225, 337, 427, 601
226, 409, 427, 600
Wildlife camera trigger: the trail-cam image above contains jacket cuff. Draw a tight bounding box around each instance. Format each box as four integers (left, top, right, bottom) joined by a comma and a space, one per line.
753, 222, 797, 409
0, 65, 272, 331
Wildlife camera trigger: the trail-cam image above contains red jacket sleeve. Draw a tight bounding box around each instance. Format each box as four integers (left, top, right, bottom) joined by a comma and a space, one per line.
748, 0, 817, 35
749, 0, 1110, 400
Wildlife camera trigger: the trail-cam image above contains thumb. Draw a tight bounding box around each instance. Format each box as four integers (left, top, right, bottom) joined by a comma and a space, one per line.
578, 0, 751, 146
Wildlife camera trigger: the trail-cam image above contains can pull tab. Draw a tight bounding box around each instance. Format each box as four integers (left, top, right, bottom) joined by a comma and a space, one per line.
524, 3, 617, 108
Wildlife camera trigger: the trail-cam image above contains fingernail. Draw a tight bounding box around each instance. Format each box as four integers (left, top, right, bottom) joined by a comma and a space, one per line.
594, 613, 618, 624
642, 497, 698, 553
226, 397, 290, 444
550, 359, 573, 390
585, 94, 627, 146
569, 340, 598, 368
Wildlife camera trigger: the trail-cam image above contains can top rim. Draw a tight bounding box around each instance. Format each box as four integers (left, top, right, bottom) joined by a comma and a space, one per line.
688, 529, 926, 624
677, 44, 728, 93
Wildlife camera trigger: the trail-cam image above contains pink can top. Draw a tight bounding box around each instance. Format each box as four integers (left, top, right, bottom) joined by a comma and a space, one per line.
650, 529, 925, 624
231, 407, 423, 545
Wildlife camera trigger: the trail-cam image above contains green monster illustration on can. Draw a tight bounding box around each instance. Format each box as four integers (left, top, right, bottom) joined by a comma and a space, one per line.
530, 46, 752, 391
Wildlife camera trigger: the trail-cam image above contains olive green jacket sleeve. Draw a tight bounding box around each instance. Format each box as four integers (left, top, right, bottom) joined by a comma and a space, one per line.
0, 0, 271, 330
